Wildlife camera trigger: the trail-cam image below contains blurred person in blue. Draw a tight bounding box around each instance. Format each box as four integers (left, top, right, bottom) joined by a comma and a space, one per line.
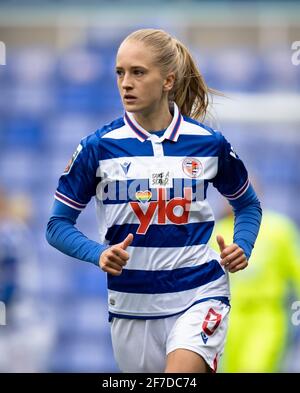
46, 28, 262, 373
211, 180, 300, 373
0, 188, 55, 372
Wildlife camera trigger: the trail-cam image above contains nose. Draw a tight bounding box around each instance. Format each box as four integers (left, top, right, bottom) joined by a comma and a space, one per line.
122, 72, 133, 90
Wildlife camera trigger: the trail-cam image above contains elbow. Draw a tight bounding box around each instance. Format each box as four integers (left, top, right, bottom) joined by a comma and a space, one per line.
45, 218, 55, 247
247, 199, 263, 221
254, 198, 263, 218
258, 201, 262, 216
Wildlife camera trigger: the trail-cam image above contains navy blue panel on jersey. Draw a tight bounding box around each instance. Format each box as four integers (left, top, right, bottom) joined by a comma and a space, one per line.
101, 178, 207, 204
105, 221, 214, 247
100, 138, 154, 160
163, 134, 219, 157
107, 260, 224, 294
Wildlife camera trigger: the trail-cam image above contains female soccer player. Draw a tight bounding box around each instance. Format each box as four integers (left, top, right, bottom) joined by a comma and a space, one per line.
46, 29, 262, 373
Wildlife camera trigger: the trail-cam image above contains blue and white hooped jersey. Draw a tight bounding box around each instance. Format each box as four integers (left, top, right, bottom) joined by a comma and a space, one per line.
55, 103, 249, 319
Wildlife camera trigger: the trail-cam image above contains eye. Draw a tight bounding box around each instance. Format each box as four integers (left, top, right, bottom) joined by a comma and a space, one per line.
133, 69, 144, 76
116, 69, 124, 76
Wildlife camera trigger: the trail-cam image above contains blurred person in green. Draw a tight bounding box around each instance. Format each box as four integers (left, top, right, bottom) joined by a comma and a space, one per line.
211, 188, 300, 373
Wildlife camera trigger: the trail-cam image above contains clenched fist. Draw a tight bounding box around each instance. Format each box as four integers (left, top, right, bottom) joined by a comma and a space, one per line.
99, 233, 134, 276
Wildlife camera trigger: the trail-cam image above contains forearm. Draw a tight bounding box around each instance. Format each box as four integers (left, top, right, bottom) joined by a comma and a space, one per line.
46, 200, 108, 266
229, 184, 262, 260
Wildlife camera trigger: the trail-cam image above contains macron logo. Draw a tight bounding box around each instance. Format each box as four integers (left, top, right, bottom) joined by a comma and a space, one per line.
201, 331, 208, 344
120, 161, 131, 175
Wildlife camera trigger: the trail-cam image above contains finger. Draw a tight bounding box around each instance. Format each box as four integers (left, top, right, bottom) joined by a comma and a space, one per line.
107, 253, 128, 266
104, 267, 122, 276
229, 261, 248, 273
220, 243, 239, 259
102, 260, 123, 272
216, 235, 226, 253
111, 247, 130, 261
224, 255, 247, 270
100, 263, 122, 276
121, 233, 134, 250
221, 247, 244, 266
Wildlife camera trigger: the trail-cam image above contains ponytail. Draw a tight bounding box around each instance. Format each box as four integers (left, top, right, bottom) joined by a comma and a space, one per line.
171, 39, 216, 120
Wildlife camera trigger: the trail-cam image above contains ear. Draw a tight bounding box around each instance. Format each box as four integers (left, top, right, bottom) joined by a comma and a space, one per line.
163, 72, 175, 92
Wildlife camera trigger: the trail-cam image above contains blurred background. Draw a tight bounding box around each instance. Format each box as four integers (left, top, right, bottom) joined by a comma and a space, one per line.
0, 0, 300, 372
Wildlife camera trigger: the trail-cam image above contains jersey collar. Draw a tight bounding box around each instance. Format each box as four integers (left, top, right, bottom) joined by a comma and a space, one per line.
124, 102, 182, 143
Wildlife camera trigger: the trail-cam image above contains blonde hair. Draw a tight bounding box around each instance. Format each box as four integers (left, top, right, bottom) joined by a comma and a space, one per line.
121, 28, 217, 121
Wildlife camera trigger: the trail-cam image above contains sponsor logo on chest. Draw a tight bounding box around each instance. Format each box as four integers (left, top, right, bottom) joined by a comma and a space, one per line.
130, 187, 192, 234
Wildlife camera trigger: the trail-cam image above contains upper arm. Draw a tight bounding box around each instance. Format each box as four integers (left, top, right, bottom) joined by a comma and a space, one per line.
211, 133, 249, 200
54, 135, 100, 212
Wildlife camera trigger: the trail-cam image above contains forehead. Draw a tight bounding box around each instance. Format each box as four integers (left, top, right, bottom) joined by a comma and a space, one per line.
116, 40, 156, 68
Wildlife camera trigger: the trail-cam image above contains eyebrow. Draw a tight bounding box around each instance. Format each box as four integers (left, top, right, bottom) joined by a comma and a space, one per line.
115, 65, 148, 70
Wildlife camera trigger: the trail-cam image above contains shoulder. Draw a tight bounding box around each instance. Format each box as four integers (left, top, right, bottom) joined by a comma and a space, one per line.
81, 117, 125, 148
96, 117, 126, 139
182, 115, 224, 144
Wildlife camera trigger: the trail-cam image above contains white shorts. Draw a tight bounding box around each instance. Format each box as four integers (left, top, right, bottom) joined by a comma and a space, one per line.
110, 299, 230, 373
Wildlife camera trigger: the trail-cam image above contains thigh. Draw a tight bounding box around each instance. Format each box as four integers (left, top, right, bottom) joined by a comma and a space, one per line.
165, 348, 211, 373
166, 300, 230, 372
111, 317, 172, 373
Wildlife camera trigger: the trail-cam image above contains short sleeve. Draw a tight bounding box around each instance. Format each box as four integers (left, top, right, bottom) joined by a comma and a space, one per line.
211, 133, 249, 200
54, 135, 99, 211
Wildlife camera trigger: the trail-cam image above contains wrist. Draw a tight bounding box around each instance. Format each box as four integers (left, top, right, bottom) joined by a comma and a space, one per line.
96, 244, 110, 267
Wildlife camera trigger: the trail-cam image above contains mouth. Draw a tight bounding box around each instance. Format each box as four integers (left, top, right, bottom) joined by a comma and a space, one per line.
124, 95, 137, 103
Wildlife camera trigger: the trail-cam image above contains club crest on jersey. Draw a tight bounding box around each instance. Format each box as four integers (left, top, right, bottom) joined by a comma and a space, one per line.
130, 187, 192, 234
182, 158, 202, 178
135, 190, 152, 203
63, 144, 83, 175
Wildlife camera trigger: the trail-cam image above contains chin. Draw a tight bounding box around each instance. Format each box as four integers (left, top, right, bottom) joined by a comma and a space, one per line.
124, 103, 143, 113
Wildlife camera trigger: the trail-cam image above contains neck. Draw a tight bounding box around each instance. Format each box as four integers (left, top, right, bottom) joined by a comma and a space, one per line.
132, 100, 173, 132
